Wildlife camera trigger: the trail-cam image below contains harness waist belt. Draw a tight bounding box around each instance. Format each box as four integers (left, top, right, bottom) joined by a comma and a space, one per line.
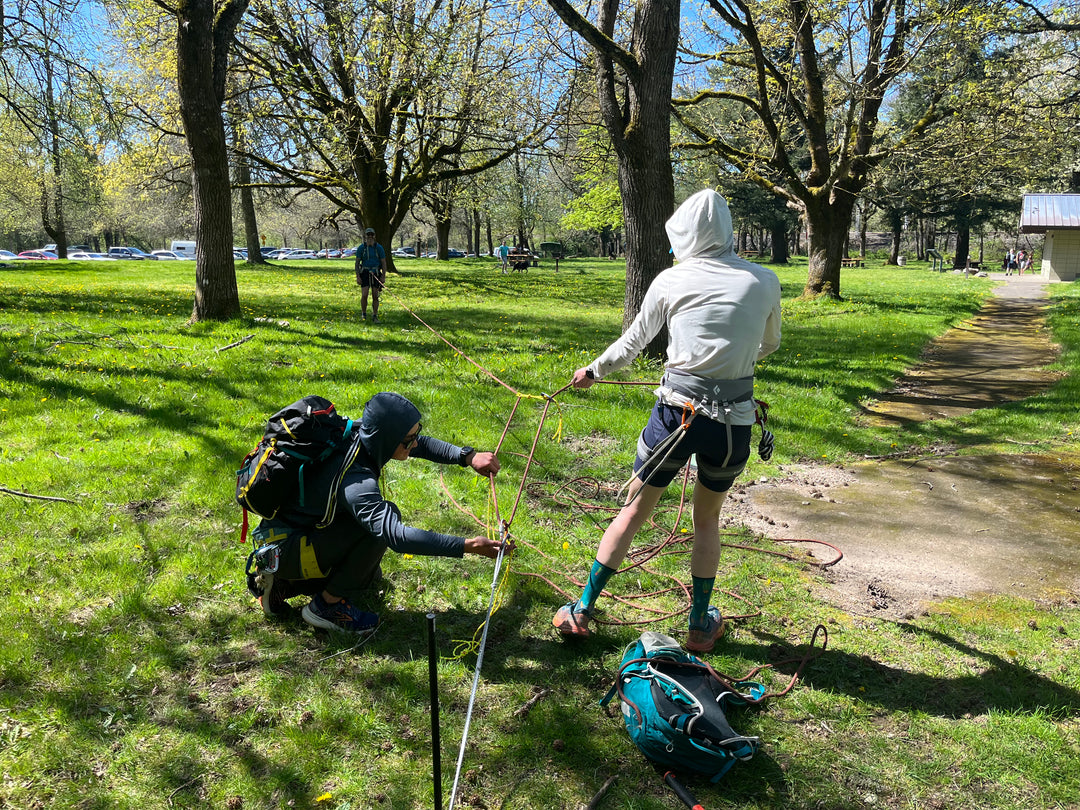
662, 370, 754, 405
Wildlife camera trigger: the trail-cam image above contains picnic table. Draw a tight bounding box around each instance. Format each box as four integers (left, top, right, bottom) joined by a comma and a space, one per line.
841, 257, 864, 268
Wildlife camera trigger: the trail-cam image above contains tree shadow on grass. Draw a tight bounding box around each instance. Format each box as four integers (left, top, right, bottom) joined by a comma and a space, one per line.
738, 623, 1080, 720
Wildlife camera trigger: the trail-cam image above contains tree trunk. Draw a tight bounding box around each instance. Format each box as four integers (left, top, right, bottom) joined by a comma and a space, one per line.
617, 148, 673, 353
42, 49, 67, 258
803, 196, 855, 298
887, 211, 902, 265
232, 113, 266, 265
472, 207, 482, 257
770, 221, 789, 264
177, 0, 246, 321
547, 0, 678, 359
858, 202, 868, 258
953, 225, 971, 269
608, 0, 678, 356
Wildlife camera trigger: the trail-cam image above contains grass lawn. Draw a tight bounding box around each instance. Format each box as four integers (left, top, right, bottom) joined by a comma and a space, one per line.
1, 255, 1078, 809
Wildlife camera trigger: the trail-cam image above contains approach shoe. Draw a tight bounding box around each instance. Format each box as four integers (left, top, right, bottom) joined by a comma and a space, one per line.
302, 593, 379, 635
553, 600, 592, 639
256, 570, 291, 619
686, 606, 727, 654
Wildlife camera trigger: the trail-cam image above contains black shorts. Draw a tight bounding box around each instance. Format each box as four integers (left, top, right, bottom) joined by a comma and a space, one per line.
633, 402, 752, 492
357, 269, 385, 288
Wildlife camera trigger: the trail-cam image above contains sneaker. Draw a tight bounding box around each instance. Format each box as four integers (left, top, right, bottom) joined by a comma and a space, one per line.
256, 570, 291, 619
686, 607, 726, 653
302, 593, 379, 635
553, 600, 592, 638
372, 316, 380, 323
361, 313, 367, 321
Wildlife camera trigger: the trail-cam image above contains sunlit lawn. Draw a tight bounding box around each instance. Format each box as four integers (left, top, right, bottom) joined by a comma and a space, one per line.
0, 256, 1077, 809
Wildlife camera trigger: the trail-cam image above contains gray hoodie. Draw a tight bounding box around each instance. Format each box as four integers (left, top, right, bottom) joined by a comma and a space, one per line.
587, 189, 782, 425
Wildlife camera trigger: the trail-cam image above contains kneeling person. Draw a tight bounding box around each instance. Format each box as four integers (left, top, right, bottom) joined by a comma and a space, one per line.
252, 392, 506, 634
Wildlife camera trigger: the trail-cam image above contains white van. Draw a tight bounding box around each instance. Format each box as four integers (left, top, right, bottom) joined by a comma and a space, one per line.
170, 240, 197, 258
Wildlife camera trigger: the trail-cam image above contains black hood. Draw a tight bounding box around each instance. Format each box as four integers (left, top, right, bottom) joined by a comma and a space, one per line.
358, 392, 421, 472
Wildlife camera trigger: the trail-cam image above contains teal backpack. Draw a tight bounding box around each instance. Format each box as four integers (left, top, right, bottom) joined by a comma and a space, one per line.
601, 631, 766, 782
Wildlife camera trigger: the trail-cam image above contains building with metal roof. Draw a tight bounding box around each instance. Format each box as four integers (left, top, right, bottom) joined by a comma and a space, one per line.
1020, 194, 1080, 281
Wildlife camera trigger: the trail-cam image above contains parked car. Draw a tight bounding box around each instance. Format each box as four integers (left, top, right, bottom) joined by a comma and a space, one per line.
260, 246, 278, 257
152, 250, 186, 260
108, 246, 158, 260
171, 240, 197, 258
341, 247, 357, 258
315, 248, 342, 258
69, 251, 115, 261
0, 250, 17, 259
284, 249, 318, 260
17, 250, 58, 260
446, 248, 466, 258
43, 244, 57, 252
233, 250, 246, 260
392, 246, 417, 258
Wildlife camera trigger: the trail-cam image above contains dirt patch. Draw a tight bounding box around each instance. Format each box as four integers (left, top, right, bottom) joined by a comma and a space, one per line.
732, 276, 1079, 619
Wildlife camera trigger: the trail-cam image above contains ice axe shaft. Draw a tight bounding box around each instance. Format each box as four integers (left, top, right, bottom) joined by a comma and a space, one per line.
663, 772, 704, 810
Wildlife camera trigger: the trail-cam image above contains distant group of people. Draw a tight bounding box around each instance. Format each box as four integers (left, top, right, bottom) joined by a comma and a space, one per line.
251, 189, 782, 656
1003, 248, 1034, 276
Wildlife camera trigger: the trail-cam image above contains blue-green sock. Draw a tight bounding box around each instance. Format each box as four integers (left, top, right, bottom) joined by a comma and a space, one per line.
689, 576, 715, 629
579, 559, 617, 613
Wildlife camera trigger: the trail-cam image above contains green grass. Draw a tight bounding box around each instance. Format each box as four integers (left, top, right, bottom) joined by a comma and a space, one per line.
1, 256, 1078, 809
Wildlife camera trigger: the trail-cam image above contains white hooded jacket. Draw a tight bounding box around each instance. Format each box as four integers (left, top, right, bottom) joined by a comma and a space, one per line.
588, 189, 782, 425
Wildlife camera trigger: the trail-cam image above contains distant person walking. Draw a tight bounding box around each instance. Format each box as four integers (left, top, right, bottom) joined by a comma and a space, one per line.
1003, 249, 1017, 276
496, 240, 510, 273
355, 228, 387, 322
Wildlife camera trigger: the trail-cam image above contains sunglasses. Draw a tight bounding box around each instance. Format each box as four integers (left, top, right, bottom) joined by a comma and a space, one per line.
400, 424, 422, 448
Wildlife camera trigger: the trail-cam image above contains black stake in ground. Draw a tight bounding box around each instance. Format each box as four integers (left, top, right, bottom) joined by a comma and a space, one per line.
664, 771, 704, 810
428, 613, 442, 810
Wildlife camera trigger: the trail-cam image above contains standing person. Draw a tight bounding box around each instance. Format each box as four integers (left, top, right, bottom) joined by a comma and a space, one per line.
552, 189, 782, 653
250, 392, 509, 634
1016, 250, 1026, 276
355, 227, 387, 322
496, 240, 511, 273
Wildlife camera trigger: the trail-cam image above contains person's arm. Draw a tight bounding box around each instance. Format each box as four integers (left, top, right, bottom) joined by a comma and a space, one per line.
379, 244, 387, 274
574, 281, 666, 385
757, 290, 782, 360
410, 435, 500, 476
343, 470, 510, 558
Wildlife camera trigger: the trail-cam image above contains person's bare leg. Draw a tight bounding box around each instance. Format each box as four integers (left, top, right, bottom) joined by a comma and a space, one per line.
595, 480, 666, 570
360, 286, 369, 319
690, 483, 728, 579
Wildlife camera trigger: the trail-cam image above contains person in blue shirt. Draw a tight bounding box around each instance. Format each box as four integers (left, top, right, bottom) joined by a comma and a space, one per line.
355, 227, 387, 322
496, 240, 510, 273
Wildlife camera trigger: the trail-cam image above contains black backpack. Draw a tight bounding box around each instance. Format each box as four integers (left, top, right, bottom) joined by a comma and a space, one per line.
235, 396, 362, 528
